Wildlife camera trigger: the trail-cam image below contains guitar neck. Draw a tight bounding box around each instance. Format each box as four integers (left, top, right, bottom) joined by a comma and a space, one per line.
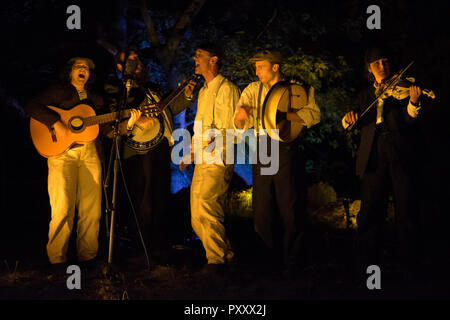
84, 109, 132, 127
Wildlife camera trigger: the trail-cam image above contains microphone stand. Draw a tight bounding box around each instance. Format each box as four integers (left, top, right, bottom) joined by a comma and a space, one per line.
103, 68, 134, 267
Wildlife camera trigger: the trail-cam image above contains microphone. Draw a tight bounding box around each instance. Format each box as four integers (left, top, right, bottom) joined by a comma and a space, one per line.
124, 59, 138, 79
125, 78, 133, 96
123, 58, 137, 97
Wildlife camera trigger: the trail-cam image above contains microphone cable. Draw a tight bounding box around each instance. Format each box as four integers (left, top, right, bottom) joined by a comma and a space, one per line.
114, 137, 152, 270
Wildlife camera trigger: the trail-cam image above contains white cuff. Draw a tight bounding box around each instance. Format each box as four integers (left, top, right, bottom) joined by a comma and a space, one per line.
407, 102, 421, 118
342, 116, 350, 129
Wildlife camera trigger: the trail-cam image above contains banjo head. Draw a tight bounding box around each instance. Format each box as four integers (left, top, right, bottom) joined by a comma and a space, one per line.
262, 81, 308, 142
125, 113, 165, 152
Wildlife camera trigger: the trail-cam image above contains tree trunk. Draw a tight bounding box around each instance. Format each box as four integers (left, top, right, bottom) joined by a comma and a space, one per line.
140, 0, 207, 72
139, 0, 161, 49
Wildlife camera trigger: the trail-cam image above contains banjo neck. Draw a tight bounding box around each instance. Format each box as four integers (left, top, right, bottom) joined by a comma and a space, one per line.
155, 74, 202, 113
87, 74, 201, 126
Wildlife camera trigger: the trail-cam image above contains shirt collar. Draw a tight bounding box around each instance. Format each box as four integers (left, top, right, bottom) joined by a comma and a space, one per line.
203, 74, 224, 90
262, 77, 286, 90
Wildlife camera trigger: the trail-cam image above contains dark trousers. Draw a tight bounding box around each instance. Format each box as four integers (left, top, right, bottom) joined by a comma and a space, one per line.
356, 130, 418, 270
122, 140, 172, 256
252, 138, 307, 267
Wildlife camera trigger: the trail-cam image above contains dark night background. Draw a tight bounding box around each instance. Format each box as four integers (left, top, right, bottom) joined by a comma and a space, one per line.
1, 0, 450, 302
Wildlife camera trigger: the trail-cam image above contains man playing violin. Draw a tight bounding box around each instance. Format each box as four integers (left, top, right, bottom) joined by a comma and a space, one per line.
342, 47, 423, 281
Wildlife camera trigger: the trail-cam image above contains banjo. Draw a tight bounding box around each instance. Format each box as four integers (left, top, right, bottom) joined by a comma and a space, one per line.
125, 74, 201, 152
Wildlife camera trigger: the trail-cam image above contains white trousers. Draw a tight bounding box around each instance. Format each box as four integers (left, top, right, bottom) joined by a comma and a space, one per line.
190, 163, 234, 264
46, 142, 102, 264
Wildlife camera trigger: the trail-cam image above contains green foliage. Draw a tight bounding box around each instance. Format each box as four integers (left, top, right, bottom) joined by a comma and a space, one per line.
225, 188, 253, 218
279, 48, 359, 189
307, 182, 337, 212
117, 3, 362, 193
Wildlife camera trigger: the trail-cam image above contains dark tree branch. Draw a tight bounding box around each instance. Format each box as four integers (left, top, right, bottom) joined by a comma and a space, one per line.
139, 0, 162, 49
161, 0, 207, 70
256, 8, 278, 41
172, 0, 207, 36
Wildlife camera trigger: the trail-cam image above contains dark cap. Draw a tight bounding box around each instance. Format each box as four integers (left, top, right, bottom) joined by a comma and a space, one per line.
249, 50, 283, 64
68, 57, 95, 69
196, 42, 223, 60
364, 47, 391, 64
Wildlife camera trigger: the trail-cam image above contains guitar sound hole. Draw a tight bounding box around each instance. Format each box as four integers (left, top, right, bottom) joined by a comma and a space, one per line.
70, 117, 84, 131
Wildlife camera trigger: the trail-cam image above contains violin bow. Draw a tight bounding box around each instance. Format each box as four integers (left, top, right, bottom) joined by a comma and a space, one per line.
346, 60, 415, 132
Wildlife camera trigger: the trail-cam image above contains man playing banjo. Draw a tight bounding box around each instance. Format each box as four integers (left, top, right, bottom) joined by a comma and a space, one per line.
103, 48, 196, 265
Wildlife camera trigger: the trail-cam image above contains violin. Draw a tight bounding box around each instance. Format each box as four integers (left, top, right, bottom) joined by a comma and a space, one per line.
346, 61, 435, 132
379, 75, 436, 100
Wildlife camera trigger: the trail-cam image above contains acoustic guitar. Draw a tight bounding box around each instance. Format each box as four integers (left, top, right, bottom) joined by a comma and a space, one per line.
29, 104, 149, 158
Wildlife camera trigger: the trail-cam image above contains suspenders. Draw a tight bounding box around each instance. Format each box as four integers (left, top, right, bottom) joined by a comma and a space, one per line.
211, 76, 226, 129
255, 81, 263, 134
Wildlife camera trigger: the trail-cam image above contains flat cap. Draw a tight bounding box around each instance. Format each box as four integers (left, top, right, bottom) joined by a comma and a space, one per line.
249, 50, 283, 64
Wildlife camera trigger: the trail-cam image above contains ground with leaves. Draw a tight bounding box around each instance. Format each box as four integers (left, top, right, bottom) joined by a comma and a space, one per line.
1, 207, 449, 301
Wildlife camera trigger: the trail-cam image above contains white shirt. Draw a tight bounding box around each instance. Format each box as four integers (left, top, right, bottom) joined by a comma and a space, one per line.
233, 80, 321, 134
194, 74, 241, 138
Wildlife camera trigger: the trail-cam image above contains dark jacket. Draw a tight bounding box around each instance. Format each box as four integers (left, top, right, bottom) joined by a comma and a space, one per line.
25, 83, 105, 160
351, 85, 419, 177
25, 83, 104, 128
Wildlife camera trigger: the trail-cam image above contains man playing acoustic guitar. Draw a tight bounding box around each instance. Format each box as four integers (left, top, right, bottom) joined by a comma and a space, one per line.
25, 57, 104, 267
